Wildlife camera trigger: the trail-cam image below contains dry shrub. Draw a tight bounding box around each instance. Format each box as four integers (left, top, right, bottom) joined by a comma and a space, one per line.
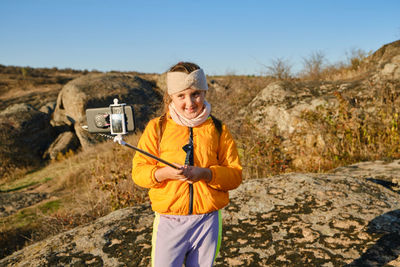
0, 132, 150, 259
25, 133, 148, 228
299, 48, 372, 81
320, 62, 370, 81
45, 132, 148, 212
88, 133, 148, 211
0, 197, 110, 259
300, 51, 327, 80
237, 119, 290, 179
235, 79, 400, 176
265, 57, 293, 80
289, 79, 400, 171
36, 198, 110, 240
45, 132, 149, 214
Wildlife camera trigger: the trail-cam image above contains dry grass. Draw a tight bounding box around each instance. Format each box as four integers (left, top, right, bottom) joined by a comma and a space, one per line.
0, 132, 148, 257
235, 79, 400, 177
46, 132, 148, 211
294, 48, 373, 82
237, 121, 291, 179
0, 65, 82, 111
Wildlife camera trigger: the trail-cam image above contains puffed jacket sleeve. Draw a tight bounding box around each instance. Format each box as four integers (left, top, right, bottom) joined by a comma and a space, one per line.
132, 118, 165, 189
208, 125, 242, 191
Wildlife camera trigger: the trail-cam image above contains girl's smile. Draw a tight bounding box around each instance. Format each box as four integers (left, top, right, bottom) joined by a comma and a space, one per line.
170, 88, 206, 119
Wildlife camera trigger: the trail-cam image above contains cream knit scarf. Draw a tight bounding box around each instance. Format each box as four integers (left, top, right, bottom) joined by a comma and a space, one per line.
169, 100, 211, 127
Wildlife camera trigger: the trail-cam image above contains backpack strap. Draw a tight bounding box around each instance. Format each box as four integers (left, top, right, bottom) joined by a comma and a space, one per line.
210, 114, 222, 136
210, 114, 223, 161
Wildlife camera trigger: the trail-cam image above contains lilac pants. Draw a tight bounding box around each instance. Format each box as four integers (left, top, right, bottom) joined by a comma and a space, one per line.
151, 210, 222, 267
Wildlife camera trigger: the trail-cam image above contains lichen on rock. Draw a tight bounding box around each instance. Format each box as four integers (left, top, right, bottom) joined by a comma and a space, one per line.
1, 160, 400, 266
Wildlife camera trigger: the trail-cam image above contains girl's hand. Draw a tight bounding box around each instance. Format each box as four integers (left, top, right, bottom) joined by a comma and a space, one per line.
181, 166, 212, 184
154, 164, 186, 182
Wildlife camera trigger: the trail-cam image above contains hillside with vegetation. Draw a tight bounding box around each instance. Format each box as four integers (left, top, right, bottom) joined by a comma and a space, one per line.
0, 40, 400, 264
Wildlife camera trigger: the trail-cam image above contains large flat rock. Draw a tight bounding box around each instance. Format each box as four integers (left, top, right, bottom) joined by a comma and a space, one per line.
1, 162, 400, 266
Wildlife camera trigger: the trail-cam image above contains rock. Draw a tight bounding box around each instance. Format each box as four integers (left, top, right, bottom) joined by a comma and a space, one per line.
366, 40, 400, 81
224, 174, 400, 266
0, 205, 154, 266
367, 40, 400, 68
0, 192, 48, 217
209, 79, 228, 94
331, 159, 400, 182
39, 101, 56, 115
43, 131, 80, 160
380, 55, 400, 80
331, 159, 400, 193
0, 103, 56, 177
51, 73, 162, 149
1, 160, 400, 266
243, 81, 337, 137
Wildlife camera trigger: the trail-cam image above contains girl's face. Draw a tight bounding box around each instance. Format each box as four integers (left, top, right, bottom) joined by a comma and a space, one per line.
170, 88, 206, 119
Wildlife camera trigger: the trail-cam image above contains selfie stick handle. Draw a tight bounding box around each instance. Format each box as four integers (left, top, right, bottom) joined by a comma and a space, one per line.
113, 134, 180, 170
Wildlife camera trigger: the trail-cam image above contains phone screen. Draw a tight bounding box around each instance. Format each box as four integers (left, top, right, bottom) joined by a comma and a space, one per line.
111, 113, 123, 133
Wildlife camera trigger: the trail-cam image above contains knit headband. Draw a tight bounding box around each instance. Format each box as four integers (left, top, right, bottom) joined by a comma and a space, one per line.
166, 68, 208, 95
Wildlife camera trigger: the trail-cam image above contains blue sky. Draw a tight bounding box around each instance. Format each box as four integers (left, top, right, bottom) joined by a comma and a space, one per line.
1, 0, 399, 75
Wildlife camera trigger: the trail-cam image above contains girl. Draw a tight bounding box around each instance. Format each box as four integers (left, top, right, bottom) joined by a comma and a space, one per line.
132, 62, 242, 267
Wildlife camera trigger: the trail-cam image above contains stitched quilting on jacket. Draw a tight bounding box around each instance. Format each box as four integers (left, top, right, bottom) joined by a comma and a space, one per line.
132, 114, 242, 215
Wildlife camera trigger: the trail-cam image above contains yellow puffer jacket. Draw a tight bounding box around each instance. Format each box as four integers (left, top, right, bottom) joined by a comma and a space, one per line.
132, 114, 242, 215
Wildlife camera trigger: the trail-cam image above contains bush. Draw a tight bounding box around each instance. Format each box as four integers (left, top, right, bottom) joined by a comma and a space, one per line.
237, 119, 290, 179
89, 134, 148, 211
289, 79, 400, 171
345, 48, 370, 71
301, 50, 327, 80
265, 57, 293, 80
234, 79, 400, 177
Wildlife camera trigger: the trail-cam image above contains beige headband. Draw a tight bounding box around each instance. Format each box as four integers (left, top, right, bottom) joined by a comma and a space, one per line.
166, 68, 208, 95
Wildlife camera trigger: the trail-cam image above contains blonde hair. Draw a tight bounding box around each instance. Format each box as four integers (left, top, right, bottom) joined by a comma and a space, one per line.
163, 62, 201, 113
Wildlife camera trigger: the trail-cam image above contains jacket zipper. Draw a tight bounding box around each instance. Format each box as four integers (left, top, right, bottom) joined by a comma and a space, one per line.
183, 127, 194, 215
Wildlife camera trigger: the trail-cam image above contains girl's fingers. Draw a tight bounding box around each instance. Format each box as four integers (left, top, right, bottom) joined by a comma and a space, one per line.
174, 163, 183, 169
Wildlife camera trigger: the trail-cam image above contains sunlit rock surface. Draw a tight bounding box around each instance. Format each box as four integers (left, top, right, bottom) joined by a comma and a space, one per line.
1, 160, 400, 266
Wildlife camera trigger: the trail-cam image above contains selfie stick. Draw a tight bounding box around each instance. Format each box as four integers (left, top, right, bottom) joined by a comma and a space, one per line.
84, 97, 179, 170
110, 134, 180, 170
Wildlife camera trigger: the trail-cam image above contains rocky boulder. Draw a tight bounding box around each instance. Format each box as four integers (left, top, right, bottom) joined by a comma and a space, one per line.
365, 40, 400, 80
367, 40, 400, 69
380, 54, 400, 80
332, 159, 400, 187
38, 101, 56, 115
0, 103, 56, 177
0, 192, 48, 218
51, 73, 162, 149
42, 131, 80, 160
1, 160, 400, 266
242, 81, 339, 138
